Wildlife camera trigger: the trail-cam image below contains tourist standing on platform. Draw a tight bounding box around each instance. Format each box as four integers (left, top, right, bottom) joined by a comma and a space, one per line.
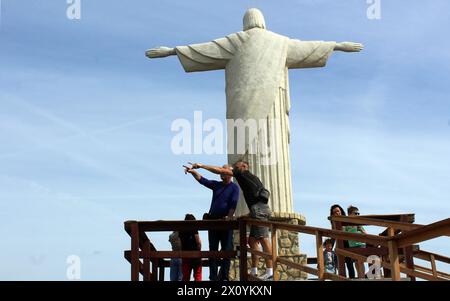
183, 164, 239, 281
344, 205, 367, 246
179, 214, 202, 281
343, 205, 367, 277
168, 231, 183, 281
323, 238, 338, 274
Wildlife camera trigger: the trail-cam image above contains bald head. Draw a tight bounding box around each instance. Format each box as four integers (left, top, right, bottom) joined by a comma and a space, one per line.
220, 164, 232, 183
243, 8, 266, 31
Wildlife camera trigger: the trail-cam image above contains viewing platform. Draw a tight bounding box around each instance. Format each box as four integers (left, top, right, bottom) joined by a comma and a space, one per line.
124, 214, 450, 281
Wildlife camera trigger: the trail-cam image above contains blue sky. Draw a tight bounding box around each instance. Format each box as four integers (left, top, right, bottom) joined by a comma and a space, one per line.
1, 0, 449, 280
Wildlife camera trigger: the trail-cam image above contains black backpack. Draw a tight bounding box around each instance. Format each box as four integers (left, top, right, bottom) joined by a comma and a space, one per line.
245, 172, 271, 204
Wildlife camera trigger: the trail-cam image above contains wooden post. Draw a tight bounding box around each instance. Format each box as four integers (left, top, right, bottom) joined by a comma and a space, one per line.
388, 228, 401, 281
356, 261, 365, 279
143, 240, 151, 281
404, 245, 415, 281
334, 222, 346, 278
271, 225, 278, 281
383, 257, 391, 278
159, 259, 165, 281
130, 222, 140, 281
383, 227, 395, 278
239, 219, 248, 281
430, 254, 437, 279
315, 231, 325, 280
151, 258, 158, 281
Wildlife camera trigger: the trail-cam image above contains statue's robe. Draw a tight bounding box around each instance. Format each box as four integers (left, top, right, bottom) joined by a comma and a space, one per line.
175, 28, 336, 215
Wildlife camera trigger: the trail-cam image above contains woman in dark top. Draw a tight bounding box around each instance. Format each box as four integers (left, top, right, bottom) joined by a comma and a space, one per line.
179, 214, 202, 281
329, 204, 356, 279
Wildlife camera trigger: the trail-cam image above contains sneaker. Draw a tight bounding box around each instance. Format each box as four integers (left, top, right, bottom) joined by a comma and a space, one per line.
259, 274, 273, 281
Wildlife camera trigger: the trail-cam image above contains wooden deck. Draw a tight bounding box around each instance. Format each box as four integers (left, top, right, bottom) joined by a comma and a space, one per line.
124, 215, 450, 281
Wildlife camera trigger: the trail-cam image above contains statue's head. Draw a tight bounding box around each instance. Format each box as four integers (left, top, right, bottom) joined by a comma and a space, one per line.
243, 8, 266, 31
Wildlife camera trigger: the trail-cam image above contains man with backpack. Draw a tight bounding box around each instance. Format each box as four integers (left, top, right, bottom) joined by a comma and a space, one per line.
185, 160, 274, 280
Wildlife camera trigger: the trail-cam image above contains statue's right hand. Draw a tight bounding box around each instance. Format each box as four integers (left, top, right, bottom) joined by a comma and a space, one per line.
145, 47, 175, 58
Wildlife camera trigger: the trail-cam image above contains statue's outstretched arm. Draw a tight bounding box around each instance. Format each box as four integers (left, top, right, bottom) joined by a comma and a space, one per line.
145, 46, 177, 58
334, 42, 364, 52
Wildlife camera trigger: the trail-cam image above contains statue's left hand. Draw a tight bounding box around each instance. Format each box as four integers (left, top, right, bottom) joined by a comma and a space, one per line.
336, 42, 364, 52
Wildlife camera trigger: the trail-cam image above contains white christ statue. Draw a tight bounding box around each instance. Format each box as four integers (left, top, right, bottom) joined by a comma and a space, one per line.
146, 8, 363, 216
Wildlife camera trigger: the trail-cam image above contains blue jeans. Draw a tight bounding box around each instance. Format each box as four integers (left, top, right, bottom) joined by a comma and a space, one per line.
208, 230, 233, 281
170, 258, 182, 281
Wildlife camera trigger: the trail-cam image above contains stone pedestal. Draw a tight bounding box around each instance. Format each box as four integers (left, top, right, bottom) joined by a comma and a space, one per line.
229, 212, 308, 280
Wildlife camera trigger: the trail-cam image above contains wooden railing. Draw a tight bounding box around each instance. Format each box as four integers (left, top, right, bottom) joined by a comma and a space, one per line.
328, 215, 450, 281
124, 216, 450, 281
239, 218, 392, 281
124, 220, 239, 281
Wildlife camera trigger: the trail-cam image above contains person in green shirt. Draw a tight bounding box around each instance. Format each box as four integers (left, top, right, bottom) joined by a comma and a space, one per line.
342, 205, 367, 278
344, 206, 367, 247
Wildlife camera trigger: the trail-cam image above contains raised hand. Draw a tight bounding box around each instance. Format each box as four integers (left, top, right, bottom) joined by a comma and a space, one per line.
145, 47, 176, 58
183, 164, 202, 181
187, 162, 202, 169
335, 42, 364, 52
183, 165, 194, 175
